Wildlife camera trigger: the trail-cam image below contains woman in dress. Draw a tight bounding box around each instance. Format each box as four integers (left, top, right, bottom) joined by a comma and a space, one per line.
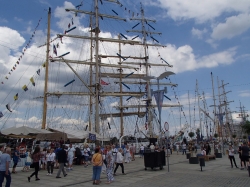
28, 146, 41, 182
91, 147, 103, 185
105, 145, 114, 184
41, 148, 47, 170
22, 150, 32, 172
124, 145, 131, 163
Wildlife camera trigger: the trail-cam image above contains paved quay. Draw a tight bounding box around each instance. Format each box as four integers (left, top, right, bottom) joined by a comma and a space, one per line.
10, 153, 250, 187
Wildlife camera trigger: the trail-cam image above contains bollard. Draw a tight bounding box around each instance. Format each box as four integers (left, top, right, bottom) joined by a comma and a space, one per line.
199, 158, 205, 171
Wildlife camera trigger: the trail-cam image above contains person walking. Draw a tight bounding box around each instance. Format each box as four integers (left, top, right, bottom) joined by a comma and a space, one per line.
0, 147, 12, 187
67, 144, 75, 170
114, 148, 126, 175
228, 145, 238, 168
240, 142, 249, 170
56, 145, 67, 178
83, 144, 91, 167
176, 144, 179, 155
11, 146, 20, 174
129, 144, 135, 161
106, 145, 114, 184
46, 149, 55, 175
182, 143, 186, 155
91, 147, 103, 185
139, 144, 144, 158
28, 146, 41, 182
124, 145, 131, 163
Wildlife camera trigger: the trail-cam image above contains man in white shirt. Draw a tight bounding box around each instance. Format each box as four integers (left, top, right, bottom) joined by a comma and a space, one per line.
139, 145, 144, 158
114, 148, 126, 175
0, 148, 11, 187
83, 144, 91, 167
182, 143, 186, 155
111, 145, 118, 163
150, 143, 155, 152
67, 144, 75, 170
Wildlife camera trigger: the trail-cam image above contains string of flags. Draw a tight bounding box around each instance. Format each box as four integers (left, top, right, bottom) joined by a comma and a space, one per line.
1, 17, 42, 84
169, 77, 189, 129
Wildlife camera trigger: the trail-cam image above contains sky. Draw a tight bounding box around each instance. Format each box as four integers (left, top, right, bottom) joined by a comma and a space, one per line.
0, 0, 249, 138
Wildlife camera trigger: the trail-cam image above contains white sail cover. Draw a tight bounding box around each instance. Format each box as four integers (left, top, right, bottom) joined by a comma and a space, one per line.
1, 126, 52, 137
48, 128, 110, 141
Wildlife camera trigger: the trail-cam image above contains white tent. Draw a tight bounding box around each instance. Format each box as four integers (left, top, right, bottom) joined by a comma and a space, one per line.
48, 128, 110, 141
0, 126, 52, 138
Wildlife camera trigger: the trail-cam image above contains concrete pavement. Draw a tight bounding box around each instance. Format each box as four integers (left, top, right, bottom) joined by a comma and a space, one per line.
9, 152, 250, 187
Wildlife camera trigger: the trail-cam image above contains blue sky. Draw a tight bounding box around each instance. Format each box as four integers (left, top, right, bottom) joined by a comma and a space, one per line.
0, 0, 249, 137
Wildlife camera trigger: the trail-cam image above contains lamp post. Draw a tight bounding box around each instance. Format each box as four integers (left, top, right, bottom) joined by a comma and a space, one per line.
142, 71, 175, 136
142, 71, 175, 172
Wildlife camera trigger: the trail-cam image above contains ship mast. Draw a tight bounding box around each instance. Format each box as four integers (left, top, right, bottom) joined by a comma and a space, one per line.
89, 15, 93, 131
94, 0, 100, 134
42, 7, 51, 129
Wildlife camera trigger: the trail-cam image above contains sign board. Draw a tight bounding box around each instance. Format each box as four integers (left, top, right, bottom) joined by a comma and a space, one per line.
89, 133, 96, 141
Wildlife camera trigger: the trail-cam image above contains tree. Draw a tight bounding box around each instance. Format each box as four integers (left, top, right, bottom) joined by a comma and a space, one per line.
241, 120, 250, 135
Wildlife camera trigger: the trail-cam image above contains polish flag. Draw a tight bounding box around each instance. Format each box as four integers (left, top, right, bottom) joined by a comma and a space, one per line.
100, 79, 109, 85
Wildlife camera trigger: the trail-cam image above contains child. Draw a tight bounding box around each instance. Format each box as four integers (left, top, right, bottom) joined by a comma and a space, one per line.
22, 151, 32, 172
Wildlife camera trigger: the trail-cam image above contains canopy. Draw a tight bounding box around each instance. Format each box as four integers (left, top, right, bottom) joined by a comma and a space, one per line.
36, 132, 81, 142
48, 128, 110, 141
0, 126, 52, 138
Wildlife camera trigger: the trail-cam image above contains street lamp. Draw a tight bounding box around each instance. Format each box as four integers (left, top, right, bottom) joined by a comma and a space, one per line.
142, 71, 175, 134
142, 71, 175, 172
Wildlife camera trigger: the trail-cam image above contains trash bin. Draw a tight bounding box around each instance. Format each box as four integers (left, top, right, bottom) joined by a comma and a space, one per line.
186, 153, 191, 159
144, 151, 166, 170
199, 158, 205, 167
215, 153, 222, 158
189, 157, 198, 164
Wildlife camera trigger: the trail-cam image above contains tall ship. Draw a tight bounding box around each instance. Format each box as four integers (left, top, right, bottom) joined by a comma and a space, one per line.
0, 0, 180, 143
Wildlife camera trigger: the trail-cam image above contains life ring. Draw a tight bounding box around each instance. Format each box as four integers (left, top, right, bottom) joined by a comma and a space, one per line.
19, 146, 27, 158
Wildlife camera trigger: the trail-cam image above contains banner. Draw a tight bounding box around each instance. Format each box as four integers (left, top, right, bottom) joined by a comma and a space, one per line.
154, 90, 165, 114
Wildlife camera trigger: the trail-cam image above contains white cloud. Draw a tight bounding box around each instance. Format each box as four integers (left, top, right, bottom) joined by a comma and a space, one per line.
238, 90, 250, 97
191, 28, 207, 39
150, 44, 236, 74
54, 1, 83, 31
211, 14, 250, 40
149, 0, 250, 23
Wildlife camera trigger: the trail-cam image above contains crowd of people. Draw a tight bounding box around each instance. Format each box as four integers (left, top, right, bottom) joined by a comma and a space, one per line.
0, 138, 249, 187
0, 140, 141, 186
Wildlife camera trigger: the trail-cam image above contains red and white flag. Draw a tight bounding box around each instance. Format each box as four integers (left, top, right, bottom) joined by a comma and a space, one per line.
100, 79, 109, 85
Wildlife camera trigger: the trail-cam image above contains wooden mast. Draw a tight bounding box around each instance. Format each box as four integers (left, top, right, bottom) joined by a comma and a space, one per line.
94, 0, 100, 134
89, 15, 93, 131
118, 34, 124, 137
42, 7, 51, 129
